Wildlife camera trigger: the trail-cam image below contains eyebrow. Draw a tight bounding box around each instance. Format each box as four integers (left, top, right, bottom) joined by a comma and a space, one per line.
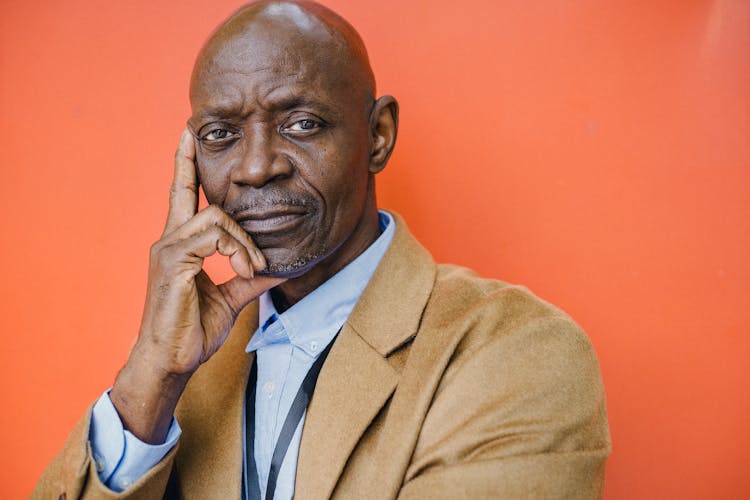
191, 104, 245, 124
193, 95, 340, 126
265, 94, 340, 118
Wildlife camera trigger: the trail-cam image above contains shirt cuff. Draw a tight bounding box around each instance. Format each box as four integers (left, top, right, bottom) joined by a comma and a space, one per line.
89, 390, 181, 492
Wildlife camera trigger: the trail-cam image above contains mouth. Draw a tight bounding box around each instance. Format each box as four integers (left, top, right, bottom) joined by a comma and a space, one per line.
234, 208, 308, 235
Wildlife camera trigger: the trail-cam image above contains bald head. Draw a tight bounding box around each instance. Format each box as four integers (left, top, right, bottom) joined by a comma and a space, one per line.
190, 0, 376, 106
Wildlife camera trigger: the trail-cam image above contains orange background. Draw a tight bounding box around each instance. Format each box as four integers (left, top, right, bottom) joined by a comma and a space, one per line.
1, 1, 748, 498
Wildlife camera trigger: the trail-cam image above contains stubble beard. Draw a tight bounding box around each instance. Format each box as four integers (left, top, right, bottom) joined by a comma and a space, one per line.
255, 243, 327, 279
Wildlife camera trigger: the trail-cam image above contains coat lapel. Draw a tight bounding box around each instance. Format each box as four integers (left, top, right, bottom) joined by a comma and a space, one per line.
295, 213, 437, 499
294, 324, 398, 500
174, 303, 259, 499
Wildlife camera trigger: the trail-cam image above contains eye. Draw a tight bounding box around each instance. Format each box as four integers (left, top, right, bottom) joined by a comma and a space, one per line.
204, 129, 230, 140
200, 127, 239, 143
192, 123, 241, 152
281, 114, 328, 137
288, 119, 319, 131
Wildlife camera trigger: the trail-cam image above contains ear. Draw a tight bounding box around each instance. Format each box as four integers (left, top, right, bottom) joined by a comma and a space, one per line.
368, 95, 399, 173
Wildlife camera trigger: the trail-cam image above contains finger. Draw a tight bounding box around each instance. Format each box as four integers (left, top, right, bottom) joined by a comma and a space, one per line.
166, 226, 255, 279
163, 129, 198, 237
162, 205, 267, 271
218, 275, 286, 315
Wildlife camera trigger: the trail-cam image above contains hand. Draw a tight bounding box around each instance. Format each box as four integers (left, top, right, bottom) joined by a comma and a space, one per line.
110, 129, 284, 443
138, 129, 284, 375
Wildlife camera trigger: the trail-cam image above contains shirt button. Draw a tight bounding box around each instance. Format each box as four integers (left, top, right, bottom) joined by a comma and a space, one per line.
119, 477, 132, 489
309, 341, 319, 351
263, 381, 275, 397
93, 453, 105, 472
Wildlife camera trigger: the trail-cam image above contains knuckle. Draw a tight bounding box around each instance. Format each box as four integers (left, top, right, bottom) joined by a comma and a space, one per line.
149, 241, 164, 259
217, 231, 238, 251
171, 178, 196, 195
204, 204, 223, 219
205, 224, 223, 238
205, 226, 228, 249
224, 214, 241, 231
234, 241, 248, 255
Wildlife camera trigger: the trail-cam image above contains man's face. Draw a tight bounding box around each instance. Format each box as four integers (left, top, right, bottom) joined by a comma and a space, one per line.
189, 19, 373, 278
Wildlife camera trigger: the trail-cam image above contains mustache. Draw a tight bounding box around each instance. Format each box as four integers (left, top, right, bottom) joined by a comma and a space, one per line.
225, 191, 317, 216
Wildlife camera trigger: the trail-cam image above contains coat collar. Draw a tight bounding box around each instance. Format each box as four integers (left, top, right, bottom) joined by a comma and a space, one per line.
346, 212, 436, 357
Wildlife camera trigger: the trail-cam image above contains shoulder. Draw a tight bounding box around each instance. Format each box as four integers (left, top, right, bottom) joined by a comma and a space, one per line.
426, 263, 594, 361
401, 264, 610, 488
412, 263, 609, 453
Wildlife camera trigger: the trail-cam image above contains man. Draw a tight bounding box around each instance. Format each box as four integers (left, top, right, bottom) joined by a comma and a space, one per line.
34, 1, 610, 498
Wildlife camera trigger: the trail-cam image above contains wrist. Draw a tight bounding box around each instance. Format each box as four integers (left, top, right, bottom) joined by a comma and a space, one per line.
110, 349, 192, 444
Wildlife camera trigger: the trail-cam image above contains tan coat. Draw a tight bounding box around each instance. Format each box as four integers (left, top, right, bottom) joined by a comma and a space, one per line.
33, 214, 611, 499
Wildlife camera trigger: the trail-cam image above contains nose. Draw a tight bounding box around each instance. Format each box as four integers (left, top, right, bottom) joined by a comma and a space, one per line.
230, 124, 292, 188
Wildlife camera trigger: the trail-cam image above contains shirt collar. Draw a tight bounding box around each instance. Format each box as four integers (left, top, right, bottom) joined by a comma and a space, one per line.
246, 211, 395, 357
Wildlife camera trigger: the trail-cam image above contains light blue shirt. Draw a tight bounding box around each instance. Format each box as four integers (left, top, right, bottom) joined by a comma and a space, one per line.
89, 211, 395, 496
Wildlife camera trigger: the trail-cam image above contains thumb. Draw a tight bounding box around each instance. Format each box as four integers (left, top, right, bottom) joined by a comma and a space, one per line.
219, 275, 286, 315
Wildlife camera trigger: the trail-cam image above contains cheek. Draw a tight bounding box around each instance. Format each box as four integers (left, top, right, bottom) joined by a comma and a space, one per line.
305, 149, 357, 204
196, 155, 232, 205
313, 142, 371, 218
312, 130, 369, 181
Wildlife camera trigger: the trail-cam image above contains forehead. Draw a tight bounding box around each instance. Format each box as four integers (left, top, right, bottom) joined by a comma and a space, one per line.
190, 12, 357, 119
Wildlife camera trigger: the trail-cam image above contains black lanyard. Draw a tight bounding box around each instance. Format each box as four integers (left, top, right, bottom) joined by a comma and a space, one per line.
243, 336, 337, 500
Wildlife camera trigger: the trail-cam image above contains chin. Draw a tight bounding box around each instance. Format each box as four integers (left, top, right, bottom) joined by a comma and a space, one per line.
256, 251, 323, 279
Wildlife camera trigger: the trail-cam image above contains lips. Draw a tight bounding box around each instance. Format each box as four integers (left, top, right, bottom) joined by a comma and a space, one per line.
235, 208, 308, 234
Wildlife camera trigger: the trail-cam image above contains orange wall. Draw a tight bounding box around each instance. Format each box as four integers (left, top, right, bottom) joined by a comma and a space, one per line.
1, 1, 748, 498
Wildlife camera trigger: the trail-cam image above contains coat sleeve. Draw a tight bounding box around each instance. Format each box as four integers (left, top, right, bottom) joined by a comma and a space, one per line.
31, 406, 177, 500
398, 316, 611, 500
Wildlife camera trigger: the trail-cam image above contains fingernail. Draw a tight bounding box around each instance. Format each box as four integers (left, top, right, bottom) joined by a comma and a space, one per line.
254, 248, 267, 269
